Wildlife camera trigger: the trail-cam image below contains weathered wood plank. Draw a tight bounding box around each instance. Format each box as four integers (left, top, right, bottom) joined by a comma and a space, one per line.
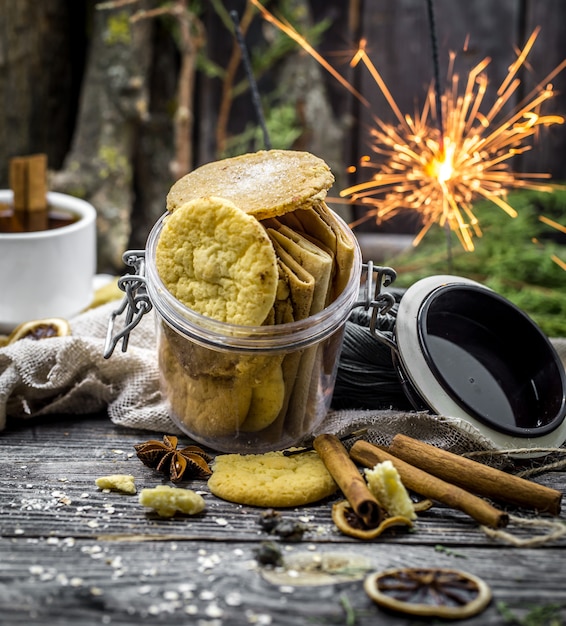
0, 414, 565, 625
520, 0, 566, 179
0, 539, 564, 625
1, 415, 563, 546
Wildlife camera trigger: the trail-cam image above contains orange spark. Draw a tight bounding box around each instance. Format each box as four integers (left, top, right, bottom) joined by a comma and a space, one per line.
539, 215, 566, 270
539, 215, 566, 234
249, 0, 368, 107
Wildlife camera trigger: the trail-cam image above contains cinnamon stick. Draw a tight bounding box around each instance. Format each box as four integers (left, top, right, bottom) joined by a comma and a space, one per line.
25, 153, 48, 231
388, 434, 562, 515
313, 434, 382, 527
8, 154, 48, 231
350, 440, 509, 529
9, 157, 27, 231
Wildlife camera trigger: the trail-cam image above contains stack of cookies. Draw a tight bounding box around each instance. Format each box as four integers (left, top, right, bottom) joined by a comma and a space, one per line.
155, 150, 357, 451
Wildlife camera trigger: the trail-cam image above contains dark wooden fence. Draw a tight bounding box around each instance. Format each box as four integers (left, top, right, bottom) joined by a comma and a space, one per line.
197, 0, 566, 232
0, 0, 564, 260
349, 0, 566, 180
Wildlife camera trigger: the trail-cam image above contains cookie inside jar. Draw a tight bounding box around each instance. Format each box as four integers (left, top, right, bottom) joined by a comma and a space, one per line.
148, 149, 361, 453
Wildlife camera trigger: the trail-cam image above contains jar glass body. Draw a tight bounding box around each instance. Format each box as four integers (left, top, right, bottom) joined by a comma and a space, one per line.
145, 210, 363, 453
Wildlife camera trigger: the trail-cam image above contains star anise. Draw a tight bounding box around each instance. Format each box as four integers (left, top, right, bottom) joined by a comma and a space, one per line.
134, 435, 212, 482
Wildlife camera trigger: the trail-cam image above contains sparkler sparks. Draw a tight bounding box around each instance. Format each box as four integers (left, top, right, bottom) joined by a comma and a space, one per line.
250, 0, 565, 253
342, 31, 565, 251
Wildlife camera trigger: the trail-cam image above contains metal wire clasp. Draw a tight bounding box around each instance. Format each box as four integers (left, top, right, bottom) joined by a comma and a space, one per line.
355, 262, 398, 351
103, 250, 153, 358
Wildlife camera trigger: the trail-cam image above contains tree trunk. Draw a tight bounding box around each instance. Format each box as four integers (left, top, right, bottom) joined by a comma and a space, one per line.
0, 0, 85, 186
50, 1, 155, 272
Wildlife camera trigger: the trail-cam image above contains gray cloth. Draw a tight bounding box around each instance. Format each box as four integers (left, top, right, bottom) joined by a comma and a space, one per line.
0, 301, 177, 433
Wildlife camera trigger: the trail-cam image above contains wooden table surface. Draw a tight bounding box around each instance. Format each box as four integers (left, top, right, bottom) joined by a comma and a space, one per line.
1, 413, 565, 626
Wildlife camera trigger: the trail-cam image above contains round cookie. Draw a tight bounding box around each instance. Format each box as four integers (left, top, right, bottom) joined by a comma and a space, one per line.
240, 363, 286, 432
208, 450, 338, 507
178, 375, 253, 438
166, 150, 335, 221
158, 331, 253, 438
156, 196, 278, 325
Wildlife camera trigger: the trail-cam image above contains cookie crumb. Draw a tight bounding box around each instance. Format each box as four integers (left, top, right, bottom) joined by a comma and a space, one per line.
95, 474, 136, 495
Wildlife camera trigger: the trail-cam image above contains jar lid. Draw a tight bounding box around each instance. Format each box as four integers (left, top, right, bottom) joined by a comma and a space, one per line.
394, 275, 566, 452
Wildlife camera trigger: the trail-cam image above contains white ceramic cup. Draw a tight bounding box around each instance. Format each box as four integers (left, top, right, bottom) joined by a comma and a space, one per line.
0, 190, 97, 333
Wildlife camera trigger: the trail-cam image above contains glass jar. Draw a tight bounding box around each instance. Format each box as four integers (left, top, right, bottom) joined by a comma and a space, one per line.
141, 209, 364, 453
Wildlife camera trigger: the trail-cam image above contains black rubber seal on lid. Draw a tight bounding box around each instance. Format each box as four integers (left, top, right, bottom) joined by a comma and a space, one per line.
416, 284, 566, 437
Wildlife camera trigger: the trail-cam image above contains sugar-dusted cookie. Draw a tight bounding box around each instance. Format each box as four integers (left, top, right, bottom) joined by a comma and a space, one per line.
208, 450, 338, 507
156, 196, 278, 325
166, 150, 334, 221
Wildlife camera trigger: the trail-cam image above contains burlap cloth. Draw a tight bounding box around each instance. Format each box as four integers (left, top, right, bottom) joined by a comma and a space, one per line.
1, 299, 565, 461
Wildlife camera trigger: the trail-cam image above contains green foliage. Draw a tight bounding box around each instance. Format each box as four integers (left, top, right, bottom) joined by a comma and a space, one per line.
151, 1, 331, 158
198, 0, 330, 89
384, 190, 566, 337
104, 12, 132, 46
221, 100, 303, 157
248, 3, 330, 80
497, 600, 564, 625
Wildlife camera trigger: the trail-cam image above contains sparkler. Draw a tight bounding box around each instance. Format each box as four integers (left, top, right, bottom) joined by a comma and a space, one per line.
538, 215, 566, 270
250, 0, 565, 253
342, 31, 565, 252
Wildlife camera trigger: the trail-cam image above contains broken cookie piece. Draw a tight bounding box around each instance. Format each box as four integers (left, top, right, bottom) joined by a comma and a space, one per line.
139, 485, 206, 518
95, 474, 137, 495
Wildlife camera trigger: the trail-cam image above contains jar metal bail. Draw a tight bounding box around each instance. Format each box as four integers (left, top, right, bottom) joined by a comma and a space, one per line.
357, 261, 399, 354
103, 250, 152, 358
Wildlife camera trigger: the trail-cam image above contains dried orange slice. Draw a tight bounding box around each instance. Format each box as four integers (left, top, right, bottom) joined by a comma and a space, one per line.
332, 500, 413, 540
8, 318, 71, 343
364, 567, 491, 619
